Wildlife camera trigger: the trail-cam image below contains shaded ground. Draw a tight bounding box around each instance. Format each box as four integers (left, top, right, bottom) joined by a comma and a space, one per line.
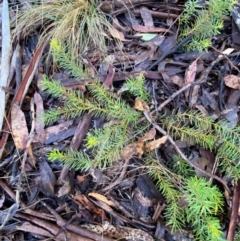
0, 0, 240, 241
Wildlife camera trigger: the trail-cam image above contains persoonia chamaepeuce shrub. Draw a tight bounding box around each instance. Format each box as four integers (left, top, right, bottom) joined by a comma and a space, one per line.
41, 39, 239, 241
179, 0, 236, 51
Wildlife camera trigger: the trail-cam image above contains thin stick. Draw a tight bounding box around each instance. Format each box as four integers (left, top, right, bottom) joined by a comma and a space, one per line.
101, 159, 129, 192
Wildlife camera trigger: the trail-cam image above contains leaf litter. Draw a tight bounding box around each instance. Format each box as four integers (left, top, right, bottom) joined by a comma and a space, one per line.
0, 1, 240, 241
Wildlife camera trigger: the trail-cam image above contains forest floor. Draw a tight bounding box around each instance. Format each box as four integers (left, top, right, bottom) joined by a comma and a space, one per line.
0, 0, 240, 241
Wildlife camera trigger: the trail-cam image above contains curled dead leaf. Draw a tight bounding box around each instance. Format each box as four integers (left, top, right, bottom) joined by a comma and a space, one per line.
134, 98, 150, 112
88, 193, 116, 208
109, 27, 130, 41
224, 75, 240, 89
140, 128, 156, 142
145, 136, 168, 152
121, 141, 144, 161
11, 104, 29, 150
74, 194, 107, 220
184, 59, 198, 85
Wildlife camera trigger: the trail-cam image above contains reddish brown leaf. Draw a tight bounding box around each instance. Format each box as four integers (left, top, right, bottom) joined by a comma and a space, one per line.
88, 193, 116, 208
132, 24, 174, 34
74, 195, 107, 220
77, 175, 87, 184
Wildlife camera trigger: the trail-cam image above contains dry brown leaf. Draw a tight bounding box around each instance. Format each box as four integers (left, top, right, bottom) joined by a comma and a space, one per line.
11, 104, 29, 149
120, 129, 157, 161
224, 75, 240, 89
109, 27, 130, 41
221, 48, 234, 55
132, 24, 173, 34
121, 141, 144, 161
77, 175, 87, 184
88, 193, 116, 208
145, 136, 168, 152
191, 153, 214, 178
184, 59, 198, 85
74, 194, 107, 220
57, 178, 71, 197
38, 160, 56, 197
189, 85, 200, 107
172, 75, 184, 87
184, 59, 198, 102
37, 120, 73, 144
134, 98, 150, 112
140, 128, 156, 142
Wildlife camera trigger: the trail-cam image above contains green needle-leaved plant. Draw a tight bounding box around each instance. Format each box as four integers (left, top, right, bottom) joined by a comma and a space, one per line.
161, 111, 240, 180
145, 154, 185, 231
43, 39, 240, 241
146, 155, 225, 241
184, 177, 224, 241
180, 0, 236, 51
42, 39, 142, 169
123, 72, 150, 102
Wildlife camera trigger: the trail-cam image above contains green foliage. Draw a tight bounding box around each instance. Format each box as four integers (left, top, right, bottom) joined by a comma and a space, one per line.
41, 71, 141, 167
184, 177, 224, 241
42, 74, 139, 168
172, 155, 195, 178
184, 177, 223, 218
48, 149, 92, 171
146, 155, 225, 240
234, 229, 240, 241
50, 39, 88, 79
162, 111, 240, 180
145, 154, 184, 231
123, 72, 150, 101
42, 39, 141, 169
180, 0, 236, 51
42, 40, 240, 240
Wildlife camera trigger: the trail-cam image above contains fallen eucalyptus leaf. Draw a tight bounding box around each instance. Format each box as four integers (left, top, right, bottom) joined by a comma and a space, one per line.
11, 104, 28, 150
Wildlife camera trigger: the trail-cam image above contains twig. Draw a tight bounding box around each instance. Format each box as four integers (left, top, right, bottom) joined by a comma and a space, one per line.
41, 201, 114, 241
227, 180, 240, 241
59, 113, 91, 182
143, 111, 231, 194
100, 159, 129, 192
0, 0, 11, 131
